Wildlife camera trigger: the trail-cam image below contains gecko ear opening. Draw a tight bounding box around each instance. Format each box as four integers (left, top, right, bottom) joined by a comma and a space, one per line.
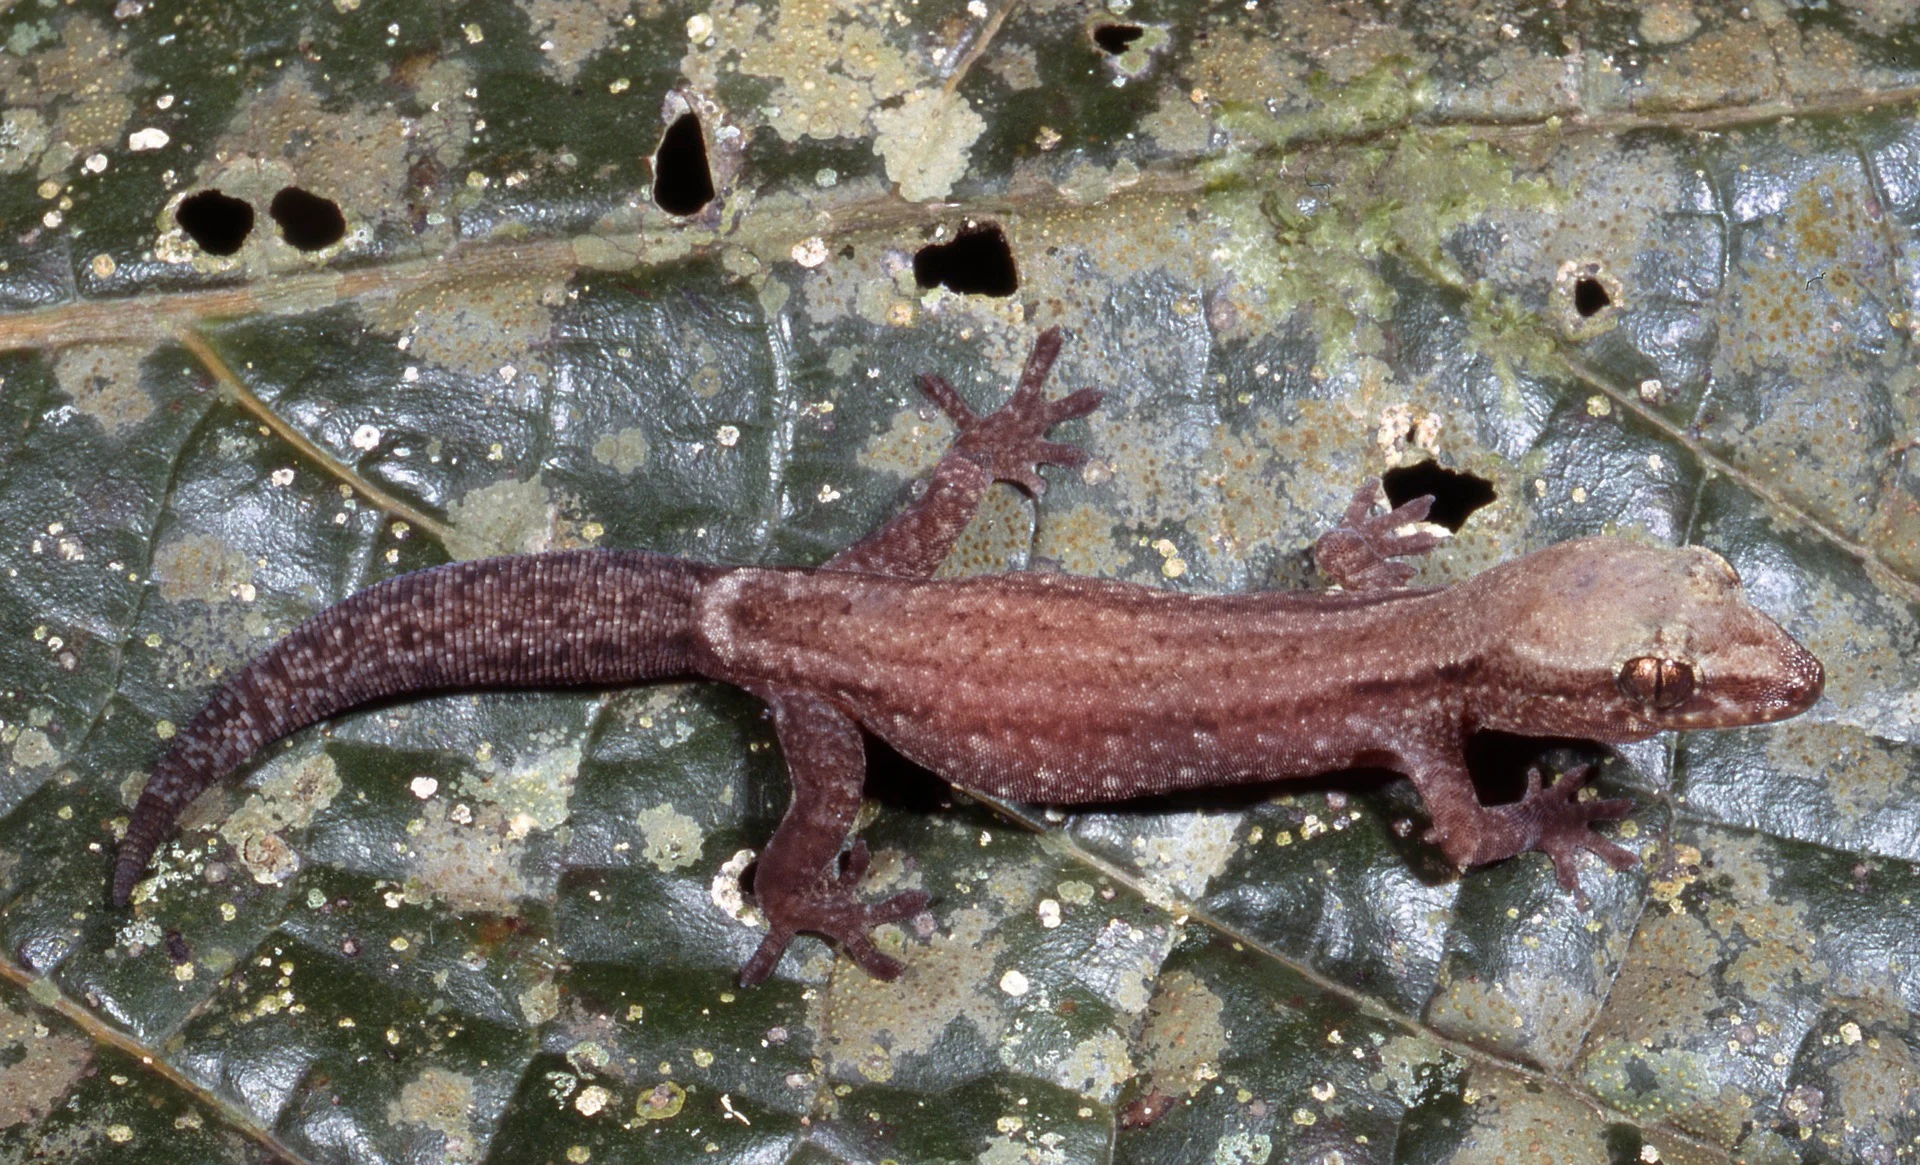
1617, 656, 1695, 709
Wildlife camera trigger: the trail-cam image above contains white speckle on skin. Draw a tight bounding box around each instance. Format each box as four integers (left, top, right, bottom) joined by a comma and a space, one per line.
1000, 968, 1029, 996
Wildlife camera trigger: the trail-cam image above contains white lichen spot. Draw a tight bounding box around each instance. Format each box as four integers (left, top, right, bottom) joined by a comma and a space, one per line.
711, 849, 762, 924
636, 803, 704, 871
519, 977, 561, 1025
443, 476, 558, 561
791, 236, 828, 268
872, 90, 985, 202
999, 968, 1030, 996
127, 127, 169, 151
574, 1085, 611, 1116
591, 427, 650, 474
11, 729, 58, 770
351, 423, 382, 450
410, 776, 439, 800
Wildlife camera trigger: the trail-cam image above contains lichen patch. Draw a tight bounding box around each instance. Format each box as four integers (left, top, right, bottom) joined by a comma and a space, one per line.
635, 802, 705, 872
53, 344, 153, 433
444, 476, 560, 561
0, 1001, 89, 1130
871, 90, 985, 203
390, 1066, 480, 1164
151, 531, 256, 604
219, 752, 343, 888
518, 0, 633, 83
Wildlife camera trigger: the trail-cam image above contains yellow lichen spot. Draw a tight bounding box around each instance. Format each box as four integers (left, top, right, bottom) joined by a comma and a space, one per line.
635, 1081, 687, 1123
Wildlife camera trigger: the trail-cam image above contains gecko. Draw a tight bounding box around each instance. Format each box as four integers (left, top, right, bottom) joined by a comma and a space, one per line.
112, 327, 1825, 985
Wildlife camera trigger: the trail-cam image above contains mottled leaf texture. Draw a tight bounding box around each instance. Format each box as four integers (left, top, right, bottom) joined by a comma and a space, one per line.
0, 2, 1914, 1163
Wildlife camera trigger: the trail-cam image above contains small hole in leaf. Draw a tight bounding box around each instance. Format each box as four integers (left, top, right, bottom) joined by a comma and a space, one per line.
912, 225, 1018, 297
1573, 275, 1612, 317
653, 112, 715, 216
175, 189, 254, 256
269, 187, 347, 251
1093, 24, 1144, 54
1380, 460, 1495, 532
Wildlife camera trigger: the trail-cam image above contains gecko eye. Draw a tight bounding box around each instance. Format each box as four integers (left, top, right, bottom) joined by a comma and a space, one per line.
1618, 656, 1696, 709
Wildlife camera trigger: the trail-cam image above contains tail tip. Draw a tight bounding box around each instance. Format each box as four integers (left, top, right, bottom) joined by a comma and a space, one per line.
109, 854, 140, 909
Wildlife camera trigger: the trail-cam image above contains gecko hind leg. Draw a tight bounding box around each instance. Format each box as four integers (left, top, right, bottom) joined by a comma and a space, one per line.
923, 327, 1104, 496
1313, 477, 1444, 591
827, 327, 1103, 578
738, 687, 930, 986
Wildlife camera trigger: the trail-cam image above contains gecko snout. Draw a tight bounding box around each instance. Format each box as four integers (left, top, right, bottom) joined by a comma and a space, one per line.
1771, 638, 1825, 718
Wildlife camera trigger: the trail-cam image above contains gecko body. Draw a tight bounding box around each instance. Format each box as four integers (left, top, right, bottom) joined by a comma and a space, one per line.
113, 329, 1824, 984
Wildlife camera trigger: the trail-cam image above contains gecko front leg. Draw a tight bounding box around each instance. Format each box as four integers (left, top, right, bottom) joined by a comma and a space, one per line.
1411, 755, 1638, 905
1313, 478, 1443, 591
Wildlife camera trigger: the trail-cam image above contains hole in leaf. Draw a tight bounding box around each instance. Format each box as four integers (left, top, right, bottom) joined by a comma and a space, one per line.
269, 186, 347, 251
653, 112, 715, 216
1380, 460, 1495, 532
912, 225, 1018, 297
1464, 733, 1596, 807
1093, 24, 1145, 54
175, 189, 255, 256
1573, 275, 1612, 317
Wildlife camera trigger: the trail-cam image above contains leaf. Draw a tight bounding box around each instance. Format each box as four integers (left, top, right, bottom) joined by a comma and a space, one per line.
0, 2, 1915, 1163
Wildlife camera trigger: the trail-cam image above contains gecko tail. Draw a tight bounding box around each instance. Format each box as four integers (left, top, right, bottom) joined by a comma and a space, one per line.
112, 549, 713, 907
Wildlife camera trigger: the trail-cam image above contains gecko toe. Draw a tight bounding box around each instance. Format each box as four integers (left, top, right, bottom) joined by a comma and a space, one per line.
841, 934, 906, 981
869, 889, 930, 924
1048, 388, 1104, 422
739, 924, 798, 987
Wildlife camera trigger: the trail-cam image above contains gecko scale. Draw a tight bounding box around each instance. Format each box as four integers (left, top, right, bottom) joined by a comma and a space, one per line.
113, 328, 1825, 984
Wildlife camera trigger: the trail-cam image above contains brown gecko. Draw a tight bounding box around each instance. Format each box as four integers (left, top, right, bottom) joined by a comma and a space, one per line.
113, 328, 1825, 984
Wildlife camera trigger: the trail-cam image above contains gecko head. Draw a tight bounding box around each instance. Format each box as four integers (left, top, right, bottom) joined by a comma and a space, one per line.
1464, 538, 1823, 742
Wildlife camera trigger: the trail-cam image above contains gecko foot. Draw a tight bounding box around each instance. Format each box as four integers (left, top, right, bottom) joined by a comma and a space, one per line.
1462, 765, 1638, 907
1312, 478, 1443, 591
739, 840, 931, 985
919, 327, 1103, 496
